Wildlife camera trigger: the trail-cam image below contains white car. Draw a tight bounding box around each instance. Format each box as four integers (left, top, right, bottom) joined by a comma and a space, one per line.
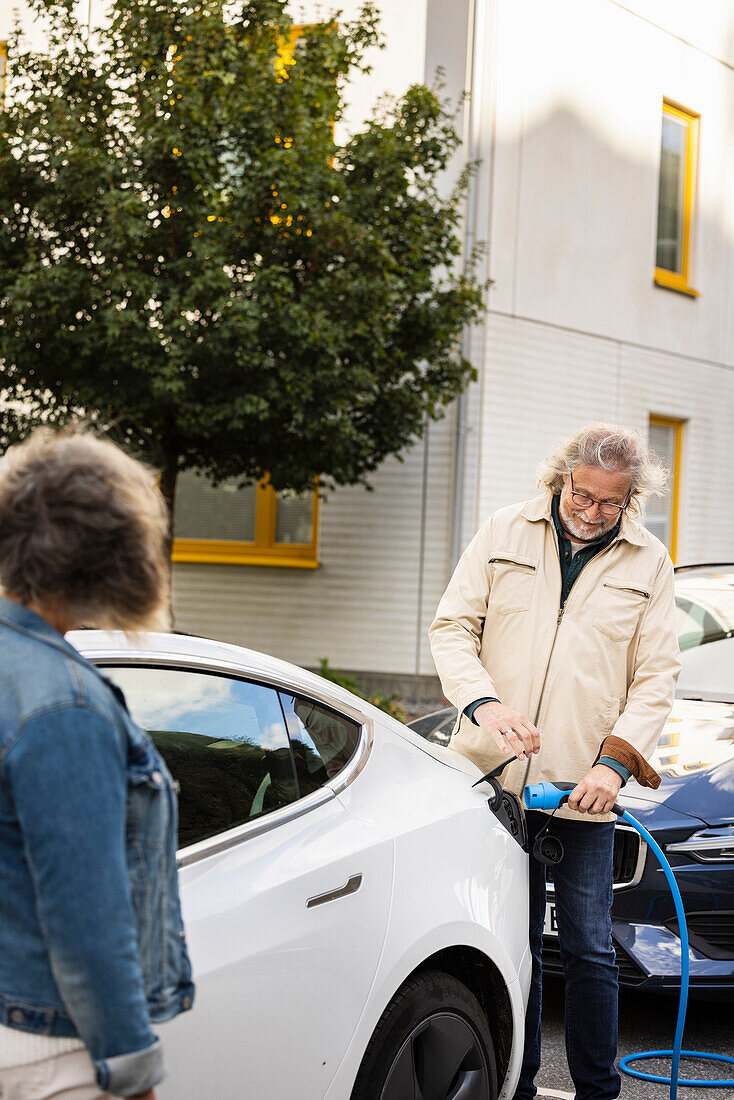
70, 630, 531, 1100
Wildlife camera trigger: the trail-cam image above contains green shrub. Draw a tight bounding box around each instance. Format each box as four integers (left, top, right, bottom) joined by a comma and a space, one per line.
318, 659, 407, 723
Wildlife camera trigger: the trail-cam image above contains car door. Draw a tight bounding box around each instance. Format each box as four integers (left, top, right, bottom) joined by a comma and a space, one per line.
102, 662, 395, 1100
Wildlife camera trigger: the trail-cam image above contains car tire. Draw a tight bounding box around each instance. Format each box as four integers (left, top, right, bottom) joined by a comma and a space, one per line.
350, 968, 498, 1100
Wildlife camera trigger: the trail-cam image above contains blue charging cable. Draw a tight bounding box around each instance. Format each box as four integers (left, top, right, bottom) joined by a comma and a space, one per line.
523, 783, 734, 1099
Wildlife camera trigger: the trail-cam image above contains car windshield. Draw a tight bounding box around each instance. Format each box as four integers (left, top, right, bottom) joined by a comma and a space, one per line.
676, 572, 734, 701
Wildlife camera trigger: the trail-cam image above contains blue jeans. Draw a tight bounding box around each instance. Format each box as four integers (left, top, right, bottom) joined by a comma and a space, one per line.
515, 811, 621, 1100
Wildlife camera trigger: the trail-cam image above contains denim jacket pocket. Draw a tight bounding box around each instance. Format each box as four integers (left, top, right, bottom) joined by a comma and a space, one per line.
127, 749, 169, 849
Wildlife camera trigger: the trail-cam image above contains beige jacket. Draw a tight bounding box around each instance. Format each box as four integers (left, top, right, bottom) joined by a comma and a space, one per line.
429, 492, 681, 822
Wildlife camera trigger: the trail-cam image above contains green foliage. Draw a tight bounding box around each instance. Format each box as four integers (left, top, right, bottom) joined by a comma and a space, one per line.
317, 657, 362, 695
317, 658, 407, 723
0, 0, 484, 520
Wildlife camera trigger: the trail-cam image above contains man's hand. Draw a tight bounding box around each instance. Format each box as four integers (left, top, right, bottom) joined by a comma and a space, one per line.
473, 701, 540, 761
127, 1090, 156, 1100
567, 764, 623, 815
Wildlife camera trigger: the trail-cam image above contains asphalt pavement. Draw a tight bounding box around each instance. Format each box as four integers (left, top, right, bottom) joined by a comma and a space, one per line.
535, 976, 734, 1100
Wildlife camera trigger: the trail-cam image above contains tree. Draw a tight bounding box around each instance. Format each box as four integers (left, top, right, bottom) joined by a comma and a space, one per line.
0, 0, 484, 535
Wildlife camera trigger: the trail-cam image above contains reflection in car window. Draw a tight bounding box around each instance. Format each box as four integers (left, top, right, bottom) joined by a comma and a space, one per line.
425, 712, 457, 747
102, 666, 298, 848
279, 693, 360, 796
675, 597, 728, 652
408, 713, 446, 737
677, 636, 734, 700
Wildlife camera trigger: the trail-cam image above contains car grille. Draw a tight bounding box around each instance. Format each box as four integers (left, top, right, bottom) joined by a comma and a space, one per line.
542, 935, 646, 986
667, 912, 734, 960
547, 824, 642, 888
612, 826, 641, 885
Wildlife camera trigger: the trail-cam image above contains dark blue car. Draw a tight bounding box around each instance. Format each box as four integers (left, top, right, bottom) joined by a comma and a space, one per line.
410, 564, 734, 999
600, 756, 734, 999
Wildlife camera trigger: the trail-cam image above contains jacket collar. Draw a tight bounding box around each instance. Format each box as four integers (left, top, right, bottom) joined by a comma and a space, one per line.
0, 594, 90, 663
520, 491, 647, 548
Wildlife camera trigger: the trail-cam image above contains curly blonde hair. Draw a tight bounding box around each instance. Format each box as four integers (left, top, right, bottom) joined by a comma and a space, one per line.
0, 429, 170, 631
537, 422, 668, 518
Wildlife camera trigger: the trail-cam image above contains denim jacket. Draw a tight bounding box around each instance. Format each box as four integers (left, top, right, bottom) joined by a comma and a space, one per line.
0, 598, 194, 1096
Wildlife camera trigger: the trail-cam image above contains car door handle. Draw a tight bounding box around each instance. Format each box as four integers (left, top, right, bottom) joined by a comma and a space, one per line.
306, 874, 363, 909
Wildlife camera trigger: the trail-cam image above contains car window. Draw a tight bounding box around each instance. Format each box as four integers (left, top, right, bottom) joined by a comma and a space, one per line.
278, 693, 360, 796
675, 597, 728, 652
408, 712, 447, 737
424, 712, 457, 747
678, 636, 734, 701
408, 708, 457, 746
102, 666, 298, 848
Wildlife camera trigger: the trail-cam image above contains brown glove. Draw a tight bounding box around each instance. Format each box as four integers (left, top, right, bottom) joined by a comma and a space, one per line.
594, 734, 661, 789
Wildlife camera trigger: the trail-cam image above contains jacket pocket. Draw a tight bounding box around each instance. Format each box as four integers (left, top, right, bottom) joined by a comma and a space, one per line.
594, 579, 650, 642
487, 555, 538, 615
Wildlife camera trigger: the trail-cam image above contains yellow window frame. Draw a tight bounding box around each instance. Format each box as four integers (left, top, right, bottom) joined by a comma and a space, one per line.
0, 41, 7, 106
654, 101, 700, 298
649, 415, 683, 563
172, 478, 320, 568
275, 25, 307, 79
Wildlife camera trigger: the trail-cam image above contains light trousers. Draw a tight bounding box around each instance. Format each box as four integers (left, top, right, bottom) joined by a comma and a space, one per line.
0, 1051, 114, 1100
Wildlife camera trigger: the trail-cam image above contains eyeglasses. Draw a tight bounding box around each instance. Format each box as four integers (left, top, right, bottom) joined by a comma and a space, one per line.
568, 471, 630, 518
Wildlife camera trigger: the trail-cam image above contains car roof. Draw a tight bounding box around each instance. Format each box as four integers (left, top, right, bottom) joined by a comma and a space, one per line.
67, 629, 372, 720
674, 563, 734, 577
70, 630, 480, 780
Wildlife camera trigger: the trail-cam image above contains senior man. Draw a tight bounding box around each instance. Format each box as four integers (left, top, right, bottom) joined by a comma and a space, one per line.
429, 423, 680, 1100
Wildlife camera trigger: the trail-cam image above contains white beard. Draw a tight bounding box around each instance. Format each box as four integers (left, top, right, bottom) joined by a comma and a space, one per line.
560, 505, 616, 542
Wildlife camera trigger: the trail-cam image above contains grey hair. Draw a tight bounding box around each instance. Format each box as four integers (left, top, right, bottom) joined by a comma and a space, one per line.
537, 422, 668, 517
0, 428, 171, 631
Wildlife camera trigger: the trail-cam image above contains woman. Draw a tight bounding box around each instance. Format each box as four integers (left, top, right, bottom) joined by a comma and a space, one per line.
0, 430, 194, 1099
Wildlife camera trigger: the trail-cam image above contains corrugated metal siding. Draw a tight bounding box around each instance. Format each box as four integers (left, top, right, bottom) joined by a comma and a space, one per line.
172, 411, 457, 677
469, 313, 734, 566
618, 343, 734, 564
476, 313, 621, 520
416, 405, 457, 677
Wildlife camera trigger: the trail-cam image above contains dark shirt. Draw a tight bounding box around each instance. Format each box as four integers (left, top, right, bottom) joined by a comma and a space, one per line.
551, 493, 621, 610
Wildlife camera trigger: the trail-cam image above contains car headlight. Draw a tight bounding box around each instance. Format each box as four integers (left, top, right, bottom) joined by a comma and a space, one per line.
666, 825, 734, 863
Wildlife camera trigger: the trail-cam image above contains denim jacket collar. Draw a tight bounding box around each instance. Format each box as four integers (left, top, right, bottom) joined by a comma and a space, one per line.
0, 595, 89, 668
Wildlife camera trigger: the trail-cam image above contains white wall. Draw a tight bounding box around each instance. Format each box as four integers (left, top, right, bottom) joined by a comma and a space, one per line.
486, 0, 734, 359
459, 0, 734, 566
295, 0, 428, 141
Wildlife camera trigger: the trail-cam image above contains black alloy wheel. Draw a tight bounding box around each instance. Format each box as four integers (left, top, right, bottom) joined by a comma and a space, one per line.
351, 970, 498, 1100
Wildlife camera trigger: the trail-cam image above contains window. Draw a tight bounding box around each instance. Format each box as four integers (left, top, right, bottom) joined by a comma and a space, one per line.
675, 597, 728, 652
0, 41, 7, 105
646, 415, 683, 560
654, 101, 699, 296
275, 24, 308, 80
102, 666, 361, 849
171, 471, 320, 568
279, 693, 361, 795
103, 666, 299, 848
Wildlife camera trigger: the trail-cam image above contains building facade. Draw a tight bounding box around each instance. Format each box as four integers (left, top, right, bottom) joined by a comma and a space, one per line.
2, 0, 733, 693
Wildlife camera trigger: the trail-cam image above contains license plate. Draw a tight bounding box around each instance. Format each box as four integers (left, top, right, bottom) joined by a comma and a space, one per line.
545, 901, 558, 936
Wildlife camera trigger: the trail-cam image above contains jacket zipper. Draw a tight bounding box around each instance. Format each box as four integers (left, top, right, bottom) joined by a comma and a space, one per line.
523, 534, 624, 789
488, 557, 537, 571
603, 581, 650, 599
